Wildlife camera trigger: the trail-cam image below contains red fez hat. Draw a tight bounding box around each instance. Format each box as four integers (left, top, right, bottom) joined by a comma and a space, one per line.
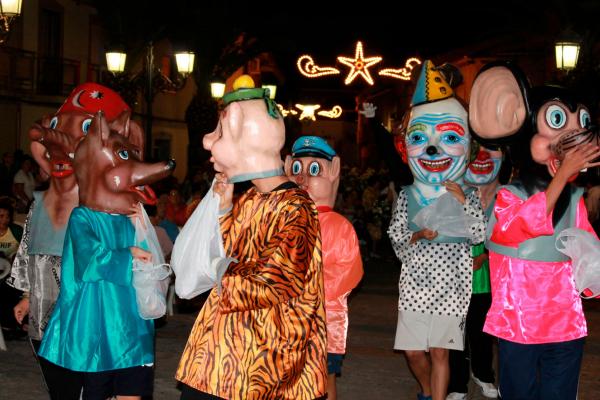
56, 83, 130, 120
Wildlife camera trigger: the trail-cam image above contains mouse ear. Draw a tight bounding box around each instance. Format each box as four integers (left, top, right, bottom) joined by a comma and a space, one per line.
469, 61, 532, 146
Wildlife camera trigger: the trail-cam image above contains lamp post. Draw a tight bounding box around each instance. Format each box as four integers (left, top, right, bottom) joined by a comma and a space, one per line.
105, 42, 194, 160
210, 81, 225, 99
0, 0, 22, 44
555, 29, 582, 72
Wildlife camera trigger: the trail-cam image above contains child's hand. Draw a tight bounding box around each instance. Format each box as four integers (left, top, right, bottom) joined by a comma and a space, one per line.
130, 246, 152, 263
557, 144, 600, 179
14, 297, 30, 324
213, 173, 234, 212
443, 180, 466, 204
128, 202, 146, 229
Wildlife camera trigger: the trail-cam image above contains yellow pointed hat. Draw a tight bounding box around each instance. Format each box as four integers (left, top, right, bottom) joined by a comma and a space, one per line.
410, 60, 454, 107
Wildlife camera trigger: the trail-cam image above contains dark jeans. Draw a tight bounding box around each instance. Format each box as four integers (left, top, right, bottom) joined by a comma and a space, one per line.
448, 293, 495, 393
31, 339, 84, 400
498, 337, 585, 400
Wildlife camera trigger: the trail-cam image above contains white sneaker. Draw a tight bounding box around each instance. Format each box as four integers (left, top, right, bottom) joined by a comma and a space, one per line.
446, 393, 467, 400
472, 375, 498, 398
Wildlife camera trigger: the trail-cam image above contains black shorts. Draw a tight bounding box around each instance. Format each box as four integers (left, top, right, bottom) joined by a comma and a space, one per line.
83, 365, 154, 399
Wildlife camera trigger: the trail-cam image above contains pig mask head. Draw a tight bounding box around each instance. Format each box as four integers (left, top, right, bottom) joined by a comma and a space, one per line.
202, 75, 285, 183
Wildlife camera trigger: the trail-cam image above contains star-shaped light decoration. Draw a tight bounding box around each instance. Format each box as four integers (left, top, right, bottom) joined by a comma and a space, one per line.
295, 104, 321, 121
337, 41, 382, 85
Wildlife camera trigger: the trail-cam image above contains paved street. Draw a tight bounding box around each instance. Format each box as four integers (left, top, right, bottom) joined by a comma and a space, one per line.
2, 258, 600, 399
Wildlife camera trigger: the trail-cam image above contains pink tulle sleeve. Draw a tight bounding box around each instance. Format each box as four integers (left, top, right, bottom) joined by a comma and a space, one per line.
490, 188, 554, 247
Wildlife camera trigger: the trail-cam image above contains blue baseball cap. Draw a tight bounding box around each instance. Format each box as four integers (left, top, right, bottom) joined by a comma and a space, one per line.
291, 136, 337, 161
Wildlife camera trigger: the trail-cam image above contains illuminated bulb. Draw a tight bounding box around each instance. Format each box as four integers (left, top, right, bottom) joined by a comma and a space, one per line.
296, 104, 321, 121
317, 105, 343, 119
297, 55, 341, 78
336, 41, 382, 85
379, 57, 422, 80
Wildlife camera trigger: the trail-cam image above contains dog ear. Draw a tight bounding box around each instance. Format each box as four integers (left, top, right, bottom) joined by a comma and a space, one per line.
110, 110, 131, 138
88, 111, 111, 143
127, 120, 145, 161
469, 62, 531, 145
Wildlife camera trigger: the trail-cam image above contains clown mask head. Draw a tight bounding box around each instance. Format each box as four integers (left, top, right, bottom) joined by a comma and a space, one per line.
403, 60, 470, 201
284, 136, 340, 208
465, 144, 503, 186
406, 98, 470, 186
202, 75, 285, 183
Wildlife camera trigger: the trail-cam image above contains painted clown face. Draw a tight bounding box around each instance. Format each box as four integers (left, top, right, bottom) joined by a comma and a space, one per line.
406, 98, 470, 186
465, 146, 503, 185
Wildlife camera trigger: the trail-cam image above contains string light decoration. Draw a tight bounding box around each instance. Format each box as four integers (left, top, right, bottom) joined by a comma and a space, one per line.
297, 55, 341, 78
317, 105, 343, 119
378, 57, 422, 80
296, 41, 421, 85
336, 41, 382, 85
277, 104, 299, 117
278, 104, 344, 120
296, 104, 321, 121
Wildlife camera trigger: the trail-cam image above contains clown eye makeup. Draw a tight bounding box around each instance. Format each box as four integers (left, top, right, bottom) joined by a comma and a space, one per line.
407, 132, 427, 145
441, 132, 462, 145
579, 109, 591, 129
117, 149, 129, 160
49, 116, 58, 129
545, 105, 567, 129
82, 118, 92, 134
308, 161, 321, 176
291, 160, 302, 175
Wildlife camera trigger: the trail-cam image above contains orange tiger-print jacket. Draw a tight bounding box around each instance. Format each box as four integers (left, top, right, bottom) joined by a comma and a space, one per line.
176, 185, 327, 400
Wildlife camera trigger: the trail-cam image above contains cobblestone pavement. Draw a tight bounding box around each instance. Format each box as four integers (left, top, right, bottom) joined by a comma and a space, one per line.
2, 258, 600, 399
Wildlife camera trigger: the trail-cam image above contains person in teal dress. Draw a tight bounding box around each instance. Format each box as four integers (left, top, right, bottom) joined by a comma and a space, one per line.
38, 110, 176, 399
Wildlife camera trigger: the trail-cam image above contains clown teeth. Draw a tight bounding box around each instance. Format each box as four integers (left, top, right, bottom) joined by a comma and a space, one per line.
418, 158, 452, 171
471, 161, 493, 171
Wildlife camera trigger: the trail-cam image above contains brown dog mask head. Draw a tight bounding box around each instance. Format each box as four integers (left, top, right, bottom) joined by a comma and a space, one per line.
29, 83, 140, 182
75, 111, 176, 214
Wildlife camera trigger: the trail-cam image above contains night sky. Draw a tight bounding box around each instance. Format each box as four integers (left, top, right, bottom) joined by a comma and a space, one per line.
92, 0, 600, 101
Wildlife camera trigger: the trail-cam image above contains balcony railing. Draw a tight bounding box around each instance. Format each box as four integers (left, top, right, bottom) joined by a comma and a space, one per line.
0, 46, 104, 97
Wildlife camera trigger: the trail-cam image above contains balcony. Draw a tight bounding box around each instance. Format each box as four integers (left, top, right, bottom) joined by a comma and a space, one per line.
0, 46, 103, 97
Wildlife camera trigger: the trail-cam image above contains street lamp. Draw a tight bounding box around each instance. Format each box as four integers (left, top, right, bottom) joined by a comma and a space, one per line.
210, 81, 225, 99
555, 29, 582, 72
105, 42, 195, 160
0, 0, 22, 44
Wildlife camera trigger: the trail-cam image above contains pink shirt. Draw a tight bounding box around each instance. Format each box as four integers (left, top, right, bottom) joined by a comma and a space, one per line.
484, 189, 597, 344
318, 207, 363, 354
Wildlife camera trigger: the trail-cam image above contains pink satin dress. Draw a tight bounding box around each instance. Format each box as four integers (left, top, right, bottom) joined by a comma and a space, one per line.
318, 206, 364, 354
484, 189, 597, 344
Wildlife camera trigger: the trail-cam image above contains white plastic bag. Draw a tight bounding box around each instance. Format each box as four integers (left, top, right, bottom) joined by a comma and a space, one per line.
132, 206, 172, 320
170, 179, 235, 299
556, 228, 600, 298
412, 191, 479, 239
